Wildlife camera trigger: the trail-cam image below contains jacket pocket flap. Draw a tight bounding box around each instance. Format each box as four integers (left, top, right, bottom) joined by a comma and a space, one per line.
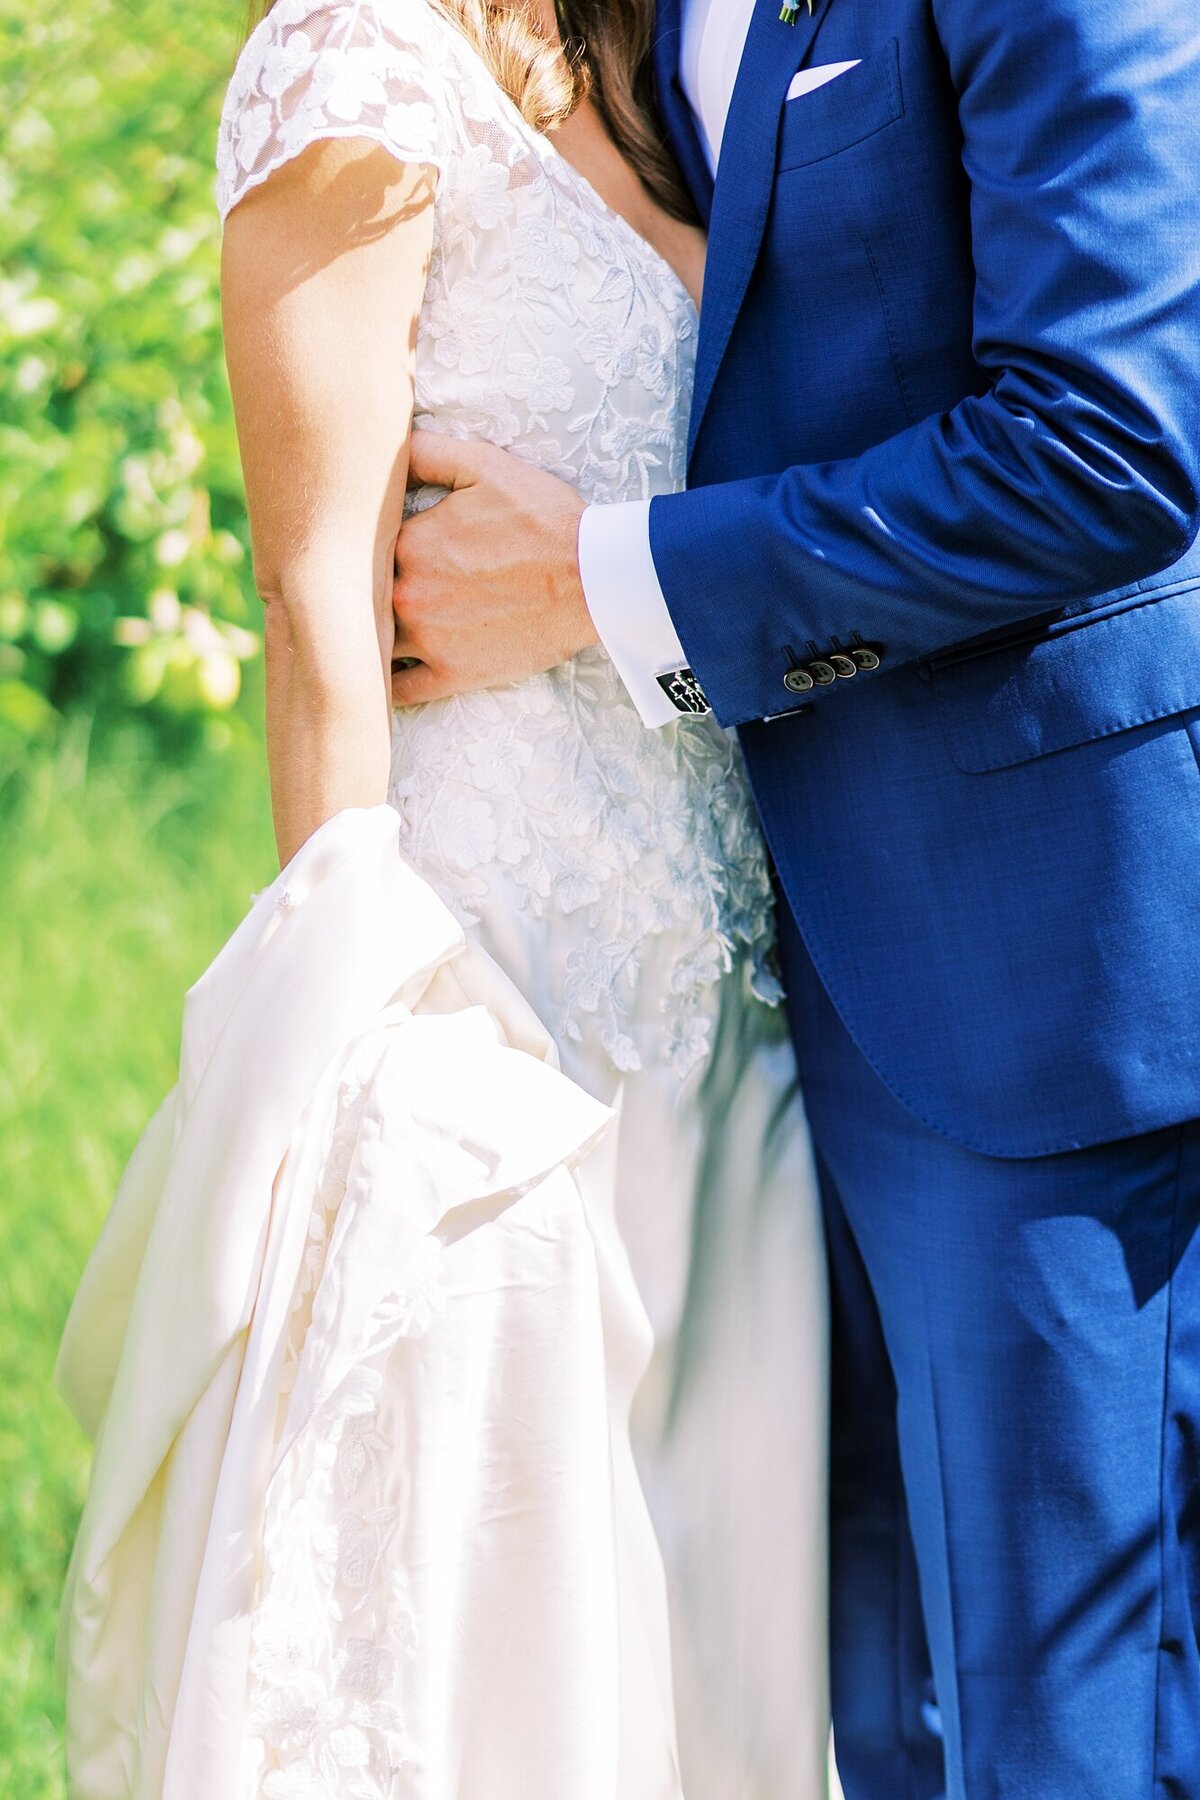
933, 583, 1200, 773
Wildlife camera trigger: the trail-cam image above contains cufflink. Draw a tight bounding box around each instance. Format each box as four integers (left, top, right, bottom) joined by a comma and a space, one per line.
655, 666, 712, 716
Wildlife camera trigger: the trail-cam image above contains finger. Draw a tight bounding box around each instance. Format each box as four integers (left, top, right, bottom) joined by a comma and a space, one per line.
390, 659, 451, 707
390, 575, 417, 638
407, 429, 486, 492
391, 512, 438, 614
393, 497, 439, 579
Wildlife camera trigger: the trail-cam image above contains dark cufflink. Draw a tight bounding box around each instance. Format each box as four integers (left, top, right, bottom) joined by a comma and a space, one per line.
655, 667, 712, 715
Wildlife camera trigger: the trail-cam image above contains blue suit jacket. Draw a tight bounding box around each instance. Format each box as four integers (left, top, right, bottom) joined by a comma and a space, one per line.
649, 0, 1200, 1157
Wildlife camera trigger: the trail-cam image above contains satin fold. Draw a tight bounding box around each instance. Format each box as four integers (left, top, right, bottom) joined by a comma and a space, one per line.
54, 806, 643, 1800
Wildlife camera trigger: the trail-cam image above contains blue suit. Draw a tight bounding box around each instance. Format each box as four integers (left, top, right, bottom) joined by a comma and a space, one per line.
649, 1, 1200, 1792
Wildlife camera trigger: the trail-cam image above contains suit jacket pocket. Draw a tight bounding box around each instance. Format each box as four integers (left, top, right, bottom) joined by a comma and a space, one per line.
933, 582, 1200, 772
777, 38, 904, 172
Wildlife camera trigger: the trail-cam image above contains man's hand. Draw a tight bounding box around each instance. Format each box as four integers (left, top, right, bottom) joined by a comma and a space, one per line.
390, 432, 595, 706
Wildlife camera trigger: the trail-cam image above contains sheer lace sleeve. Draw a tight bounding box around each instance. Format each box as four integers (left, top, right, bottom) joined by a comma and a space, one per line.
215, 0, 463, 222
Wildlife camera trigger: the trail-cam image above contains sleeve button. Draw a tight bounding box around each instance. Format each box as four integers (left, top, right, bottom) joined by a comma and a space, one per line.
829, 653, 858, 679
783, 666, 815, 694
808, 660, 837, 686
851, 647, 881, 671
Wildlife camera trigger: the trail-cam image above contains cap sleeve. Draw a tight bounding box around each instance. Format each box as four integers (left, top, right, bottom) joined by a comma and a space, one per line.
215, 0, 461, 222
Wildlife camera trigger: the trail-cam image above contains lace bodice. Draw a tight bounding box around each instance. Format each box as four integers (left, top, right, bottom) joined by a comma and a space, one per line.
216, 0, 779, 1082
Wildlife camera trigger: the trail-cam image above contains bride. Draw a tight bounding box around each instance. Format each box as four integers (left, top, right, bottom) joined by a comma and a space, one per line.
55, 2, 829, 1794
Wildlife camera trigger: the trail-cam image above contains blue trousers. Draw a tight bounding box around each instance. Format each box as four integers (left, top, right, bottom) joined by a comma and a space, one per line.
778, 909, 1200, 1799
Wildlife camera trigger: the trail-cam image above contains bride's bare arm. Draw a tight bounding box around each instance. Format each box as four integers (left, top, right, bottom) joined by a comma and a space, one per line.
220, 139, 436, 867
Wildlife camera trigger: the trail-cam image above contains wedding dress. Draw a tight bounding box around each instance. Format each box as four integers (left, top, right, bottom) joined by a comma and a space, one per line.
55, 4, 830, 1795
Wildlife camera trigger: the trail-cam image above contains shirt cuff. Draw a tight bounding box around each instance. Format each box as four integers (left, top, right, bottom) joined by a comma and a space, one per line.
577, 500, 692, 728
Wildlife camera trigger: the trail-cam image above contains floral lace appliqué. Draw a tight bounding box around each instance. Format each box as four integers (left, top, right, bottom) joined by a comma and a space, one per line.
215, 0, 780, 1087
243, 1042, 444, 1800
389, 653, 781, 1081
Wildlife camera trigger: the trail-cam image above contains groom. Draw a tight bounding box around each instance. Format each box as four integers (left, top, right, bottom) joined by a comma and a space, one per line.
391, 1, 1200, 1793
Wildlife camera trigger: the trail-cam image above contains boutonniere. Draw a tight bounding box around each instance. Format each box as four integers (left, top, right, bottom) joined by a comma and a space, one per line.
779, 0, 814, 20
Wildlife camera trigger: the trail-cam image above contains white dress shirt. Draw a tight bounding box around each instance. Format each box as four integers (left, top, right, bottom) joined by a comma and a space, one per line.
577, 0, 757, 727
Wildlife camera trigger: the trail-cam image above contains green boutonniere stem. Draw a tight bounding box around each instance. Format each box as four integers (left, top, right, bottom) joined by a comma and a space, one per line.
779, 0, 814, 22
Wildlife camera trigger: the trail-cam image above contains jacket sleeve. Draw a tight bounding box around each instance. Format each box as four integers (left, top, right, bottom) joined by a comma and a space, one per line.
649, 0, 1200, 727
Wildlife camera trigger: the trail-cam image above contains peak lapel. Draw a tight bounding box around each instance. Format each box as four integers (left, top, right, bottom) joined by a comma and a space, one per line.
687, 0, 831, 463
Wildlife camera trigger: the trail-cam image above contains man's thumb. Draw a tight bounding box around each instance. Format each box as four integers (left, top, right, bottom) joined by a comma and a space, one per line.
407, 428, 482, 491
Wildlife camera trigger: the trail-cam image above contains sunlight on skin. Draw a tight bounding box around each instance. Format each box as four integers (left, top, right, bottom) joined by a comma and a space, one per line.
389, 0, 706, 710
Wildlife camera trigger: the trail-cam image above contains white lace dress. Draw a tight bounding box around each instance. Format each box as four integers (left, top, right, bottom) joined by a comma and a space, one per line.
56, 5, 830, 1797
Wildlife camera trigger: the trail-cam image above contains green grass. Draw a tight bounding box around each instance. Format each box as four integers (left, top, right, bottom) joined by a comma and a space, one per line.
0, 722, 274, 1798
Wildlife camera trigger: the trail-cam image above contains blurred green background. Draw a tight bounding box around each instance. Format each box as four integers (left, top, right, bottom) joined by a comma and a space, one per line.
1, 1, 275, 1791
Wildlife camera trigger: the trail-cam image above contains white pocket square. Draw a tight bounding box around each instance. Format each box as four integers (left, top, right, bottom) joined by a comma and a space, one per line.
786, 60, 862, 101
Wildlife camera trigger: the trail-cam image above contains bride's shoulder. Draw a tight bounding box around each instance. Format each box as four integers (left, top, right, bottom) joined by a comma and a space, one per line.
230, 0, 464, 63
216, 0, 478, 222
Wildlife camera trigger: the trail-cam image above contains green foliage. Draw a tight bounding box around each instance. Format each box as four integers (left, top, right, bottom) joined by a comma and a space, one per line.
0, 17, 282, 1786
0, 0, 260, 749
0, 731, 274, 1798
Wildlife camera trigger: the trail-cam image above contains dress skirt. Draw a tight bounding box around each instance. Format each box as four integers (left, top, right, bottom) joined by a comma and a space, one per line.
55, 805, 829, 1799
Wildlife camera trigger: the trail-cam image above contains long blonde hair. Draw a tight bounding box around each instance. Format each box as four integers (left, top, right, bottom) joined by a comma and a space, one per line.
246, 0, 696, 221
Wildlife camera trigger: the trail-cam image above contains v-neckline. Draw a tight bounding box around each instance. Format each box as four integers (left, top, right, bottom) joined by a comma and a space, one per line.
443, 12, 701, 322
540, 133, 702, 322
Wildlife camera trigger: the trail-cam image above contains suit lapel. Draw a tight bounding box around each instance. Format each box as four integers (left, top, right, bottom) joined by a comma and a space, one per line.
687, 0, 832, 462
653, 0, 715, 225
